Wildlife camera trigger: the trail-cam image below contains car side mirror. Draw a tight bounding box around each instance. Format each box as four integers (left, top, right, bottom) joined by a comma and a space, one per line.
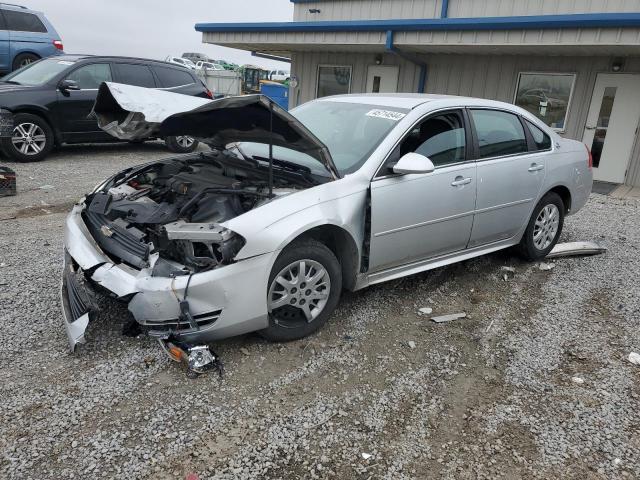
59, 79, 80, 92
392, 152, 435, 175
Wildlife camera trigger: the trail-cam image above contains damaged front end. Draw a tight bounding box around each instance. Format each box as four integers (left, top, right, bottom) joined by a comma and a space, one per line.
61, 82, 336, 354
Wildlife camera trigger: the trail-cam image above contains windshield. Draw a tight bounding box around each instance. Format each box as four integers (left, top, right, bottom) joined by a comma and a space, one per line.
291, 100, 408, 175
2, 58, 75, 86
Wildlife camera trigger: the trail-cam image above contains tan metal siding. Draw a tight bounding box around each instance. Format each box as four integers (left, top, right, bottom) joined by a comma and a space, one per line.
293, 0, 440, 22
293, 0, 640, 21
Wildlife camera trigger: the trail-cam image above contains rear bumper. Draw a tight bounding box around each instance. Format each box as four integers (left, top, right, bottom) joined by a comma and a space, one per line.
62, 204, 276, 351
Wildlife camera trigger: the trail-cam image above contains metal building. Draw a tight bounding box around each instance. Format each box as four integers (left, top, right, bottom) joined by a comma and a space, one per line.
196, 0, 640, 188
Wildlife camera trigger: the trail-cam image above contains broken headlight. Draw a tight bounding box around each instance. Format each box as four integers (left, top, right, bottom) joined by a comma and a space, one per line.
160, 221, 245, 272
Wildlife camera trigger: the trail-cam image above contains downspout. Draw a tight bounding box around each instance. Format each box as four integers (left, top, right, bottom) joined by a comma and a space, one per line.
385, 30, 427, 94
441, 0, 449, 19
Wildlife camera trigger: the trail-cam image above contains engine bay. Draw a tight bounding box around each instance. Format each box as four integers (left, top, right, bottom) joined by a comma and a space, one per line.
83, 149, 322, 273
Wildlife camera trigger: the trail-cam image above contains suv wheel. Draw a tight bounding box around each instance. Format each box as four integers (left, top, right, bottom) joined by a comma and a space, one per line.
260, 239, 342, 342
518, 192, 565, 261
12, 53, 39, 71
0, 113, 54, 162
165, 135, 198, 153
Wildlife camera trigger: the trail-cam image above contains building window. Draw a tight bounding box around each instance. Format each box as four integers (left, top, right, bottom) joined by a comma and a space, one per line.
514, 73, 575, 132
316, 65, 351, 98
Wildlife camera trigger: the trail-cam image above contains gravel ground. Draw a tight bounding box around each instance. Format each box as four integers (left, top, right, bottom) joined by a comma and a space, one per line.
1, 147, 639, 479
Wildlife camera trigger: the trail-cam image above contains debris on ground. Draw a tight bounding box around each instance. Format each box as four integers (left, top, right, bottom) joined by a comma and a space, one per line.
418, 307, 433, 316
240, 347, 250, 356
538, 262, 555, 271
431, 312, 467, 323
628, 352, 640, 366
501, 266, 516, 273
571, 376, 585, 384
407, 341, 416, 349
361, 453, 373, 460
547, 241, 607, 258
0, 166, 16, 197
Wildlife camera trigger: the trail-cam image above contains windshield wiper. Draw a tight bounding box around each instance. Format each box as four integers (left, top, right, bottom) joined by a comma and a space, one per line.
251, 155, 312, 175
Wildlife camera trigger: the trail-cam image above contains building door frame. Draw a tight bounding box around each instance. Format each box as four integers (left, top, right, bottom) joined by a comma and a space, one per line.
582, 73, 640, 184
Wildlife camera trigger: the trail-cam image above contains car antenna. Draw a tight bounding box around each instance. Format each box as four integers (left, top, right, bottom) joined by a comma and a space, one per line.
268, 100, 274, 198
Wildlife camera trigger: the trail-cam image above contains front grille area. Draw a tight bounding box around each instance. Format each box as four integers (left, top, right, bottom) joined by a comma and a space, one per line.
83, 211, 150, 268
62, 253, 96, 321
144, 309, 222, 334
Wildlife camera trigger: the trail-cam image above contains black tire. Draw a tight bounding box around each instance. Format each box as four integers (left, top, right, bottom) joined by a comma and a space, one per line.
518, 192, 565, 261
0, 113, 54, 162
259, 239, 342, 342
12, 53, 39, 71
165, 135, 199, 153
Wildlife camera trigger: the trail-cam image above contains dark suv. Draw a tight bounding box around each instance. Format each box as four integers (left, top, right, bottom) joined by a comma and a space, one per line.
0, 54, 214, 161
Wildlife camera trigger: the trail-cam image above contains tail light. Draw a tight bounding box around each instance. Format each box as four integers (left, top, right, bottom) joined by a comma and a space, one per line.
585, 144, 593, 170
53, 40, 63, 50
204, 88, 213, 99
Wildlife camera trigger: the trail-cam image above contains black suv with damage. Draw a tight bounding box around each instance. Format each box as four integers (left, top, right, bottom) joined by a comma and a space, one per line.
0, 54, 214, 161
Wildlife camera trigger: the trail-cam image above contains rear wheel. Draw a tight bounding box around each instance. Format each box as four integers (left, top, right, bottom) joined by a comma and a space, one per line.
165, 135, 198, 153
12, 53, 39, 71
518, 192, 564, 261
259, 239, 342, 342
0, 113, 54, 162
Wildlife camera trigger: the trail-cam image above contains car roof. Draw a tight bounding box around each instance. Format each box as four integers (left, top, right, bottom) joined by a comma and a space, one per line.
317, 93, 523, 111
47, 54, 185, 67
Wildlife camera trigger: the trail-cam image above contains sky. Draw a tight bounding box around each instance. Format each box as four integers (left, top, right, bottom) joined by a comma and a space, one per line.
24, 0, 293, 69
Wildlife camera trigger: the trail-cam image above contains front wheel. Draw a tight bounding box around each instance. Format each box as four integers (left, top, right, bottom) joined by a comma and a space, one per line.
12, 53, 39, 71
0, 113, 54, 162
165, 135, 198, 153
518, 192, 565, 261
259, 239, 342, 342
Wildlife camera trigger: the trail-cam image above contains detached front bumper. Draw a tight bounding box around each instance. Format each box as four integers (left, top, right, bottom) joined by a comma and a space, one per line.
61, 204, 275, 352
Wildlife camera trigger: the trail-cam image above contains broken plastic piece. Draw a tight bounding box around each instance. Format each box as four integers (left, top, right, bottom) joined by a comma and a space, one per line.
159, 340, 224, 377
546, 241, 606, 258
571, 376, 585, 384
431, 312, 467, 323
361, 453, 372, 460
501, 266, 515, 273
418, 307, 433, 315
628, 352, 640, 366
538, 262, 555, 271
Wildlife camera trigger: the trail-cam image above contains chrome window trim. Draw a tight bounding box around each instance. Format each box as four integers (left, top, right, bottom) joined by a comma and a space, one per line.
316, 64, 352, 99
372, 106, 472, 181
513, 71, 576, 134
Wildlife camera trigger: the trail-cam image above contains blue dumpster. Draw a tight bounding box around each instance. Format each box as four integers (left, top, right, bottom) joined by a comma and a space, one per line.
261, 83, 289, 111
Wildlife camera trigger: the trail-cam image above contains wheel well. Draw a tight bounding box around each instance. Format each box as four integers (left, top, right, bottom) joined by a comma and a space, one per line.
292, 225, 360, 291
549, 185, 572, 214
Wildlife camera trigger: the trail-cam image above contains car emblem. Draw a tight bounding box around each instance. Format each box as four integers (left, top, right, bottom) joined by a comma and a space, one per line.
100, 225, 114, 238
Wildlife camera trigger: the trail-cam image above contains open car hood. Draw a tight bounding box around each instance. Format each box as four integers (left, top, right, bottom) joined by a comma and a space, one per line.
92, 82, 338, 178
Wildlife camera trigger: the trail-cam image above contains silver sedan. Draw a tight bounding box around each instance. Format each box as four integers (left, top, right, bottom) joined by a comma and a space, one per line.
61, 83, 592, 354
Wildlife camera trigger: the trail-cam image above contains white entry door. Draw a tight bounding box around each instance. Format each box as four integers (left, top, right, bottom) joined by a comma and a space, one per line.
366, 65, 399, 93
582, 73, 640, 183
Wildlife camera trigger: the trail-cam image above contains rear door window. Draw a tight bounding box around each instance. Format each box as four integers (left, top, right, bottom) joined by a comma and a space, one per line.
153, 66, 194, 88
66, 63, 112, 90
470, 109, 528, 159
114, 63, 156, 88
525, 119, 552, 151
2, 9, 47, 33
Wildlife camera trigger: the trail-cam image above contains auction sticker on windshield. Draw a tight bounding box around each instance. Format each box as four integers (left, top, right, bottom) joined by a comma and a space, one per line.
57, 61, 75, 66
366, 109, 406, 121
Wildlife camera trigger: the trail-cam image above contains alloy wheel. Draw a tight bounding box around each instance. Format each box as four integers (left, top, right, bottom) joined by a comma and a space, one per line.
12, 123, 46, 156
175, 136, 195, 148
19, 58, 34, 68
268, 259, 330, 327
533, 204, 560, 250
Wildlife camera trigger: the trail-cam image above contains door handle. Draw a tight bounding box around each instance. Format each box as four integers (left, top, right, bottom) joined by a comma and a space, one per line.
528, 163, 544, 172
451, 176, 472, 186
585, 125, 596, 130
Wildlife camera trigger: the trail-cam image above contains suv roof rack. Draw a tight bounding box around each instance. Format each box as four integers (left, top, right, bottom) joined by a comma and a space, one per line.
0, 3, 28, 9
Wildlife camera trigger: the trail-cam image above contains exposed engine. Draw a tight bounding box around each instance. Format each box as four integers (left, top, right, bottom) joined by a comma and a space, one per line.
82, 150, 317, 274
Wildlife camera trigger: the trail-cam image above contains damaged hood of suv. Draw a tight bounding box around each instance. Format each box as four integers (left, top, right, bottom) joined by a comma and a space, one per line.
92, 82, 338, 178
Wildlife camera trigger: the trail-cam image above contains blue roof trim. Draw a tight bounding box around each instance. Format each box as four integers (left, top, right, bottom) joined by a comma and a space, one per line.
196, 13, 640, 33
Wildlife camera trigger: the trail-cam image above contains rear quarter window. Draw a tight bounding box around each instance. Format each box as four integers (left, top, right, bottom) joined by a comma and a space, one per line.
2, 10, 47, 33
525, 119, 552, 151
153, 66, 194, 88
